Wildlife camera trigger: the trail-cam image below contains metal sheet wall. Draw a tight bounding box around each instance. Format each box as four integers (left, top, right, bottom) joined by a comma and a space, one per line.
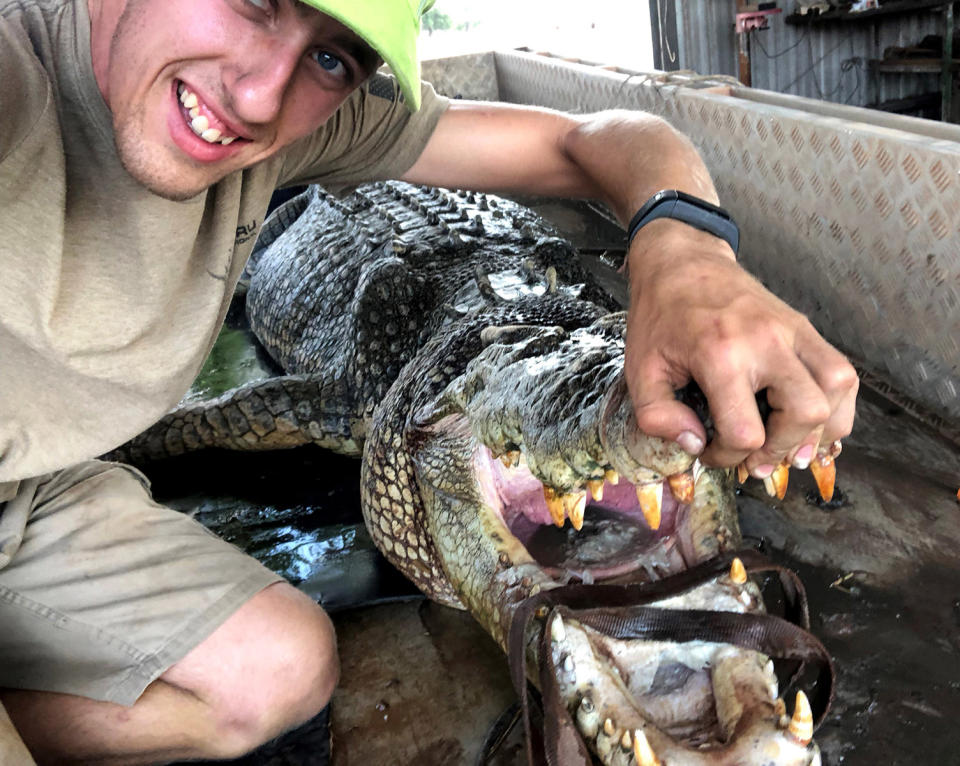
489, 50, 960, 433
663, 1, 944, 109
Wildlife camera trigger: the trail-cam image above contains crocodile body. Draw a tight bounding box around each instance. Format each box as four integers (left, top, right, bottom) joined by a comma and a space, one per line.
120, 183, 823, 765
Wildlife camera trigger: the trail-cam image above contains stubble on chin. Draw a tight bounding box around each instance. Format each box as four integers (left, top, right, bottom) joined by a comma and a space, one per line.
113, 116, 212, 202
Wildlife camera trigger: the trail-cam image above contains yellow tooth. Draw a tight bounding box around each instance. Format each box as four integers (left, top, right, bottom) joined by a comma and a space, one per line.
603, 717, 615, 736
565, 491, 587, 531
737, 462, 750, 484
774, 697, 789, 728
788, 690, 813, 745
763, 461, 790, 500
620, 729, 632, 750
636, 482, 662, 530
632, 729, 661, 766
543, 486, 566, 527
667, 470, 695, 504
500, 450, 520, 468
604, 468, 620, 485
729, 557, 747, 584
586, 478, 605, 502
810, 453, 836, 502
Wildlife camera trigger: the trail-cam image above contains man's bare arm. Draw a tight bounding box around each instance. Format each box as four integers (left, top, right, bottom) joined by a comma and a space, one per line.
403, 102, 858, 475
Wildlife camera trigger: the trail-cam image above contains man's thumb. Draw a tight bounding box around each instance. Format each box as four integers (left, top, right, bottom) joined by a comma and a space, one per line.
629, 376, 706, 456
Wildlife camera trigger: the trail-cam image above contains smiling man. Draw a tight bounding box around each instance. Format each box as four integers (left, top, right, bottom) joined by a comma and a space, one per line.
0, 0, 857, 762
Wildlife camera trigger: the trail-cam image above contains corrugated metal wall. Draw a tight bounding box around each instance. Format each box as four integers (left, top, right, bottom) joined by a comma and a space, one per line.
660, 1, 943, 109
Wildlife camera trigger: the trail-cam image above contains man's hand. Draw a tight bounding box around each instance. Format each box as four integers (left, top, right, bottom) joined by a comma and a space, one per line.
404, 102, 859, 474
624, 219, 858, 476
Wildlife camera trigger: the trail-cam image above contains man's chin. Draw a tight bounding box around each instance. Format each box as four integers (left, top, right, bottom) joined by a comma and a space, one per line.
121, 159, 215, 201
115, 136, 222, 201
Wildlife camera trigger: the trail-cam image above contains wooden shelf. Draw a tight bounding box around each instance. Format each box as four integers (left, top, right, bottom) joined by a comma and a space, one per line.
786, 0, 952, 26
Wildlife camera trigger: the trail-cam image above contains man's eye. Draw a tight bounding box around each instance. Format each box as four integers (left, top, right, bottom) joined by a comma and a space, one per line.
245, 0, 270, 10
312, 51, 347, 78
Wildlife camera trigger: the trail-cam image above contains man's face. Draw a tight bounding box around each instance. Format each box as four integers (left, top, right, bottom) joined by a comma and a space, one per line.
90, 0, 378, 200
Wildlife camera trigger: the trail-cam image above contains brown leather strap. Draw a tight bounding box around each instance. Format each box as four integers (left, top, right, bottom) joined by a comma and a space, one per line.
507, 550, 834, 766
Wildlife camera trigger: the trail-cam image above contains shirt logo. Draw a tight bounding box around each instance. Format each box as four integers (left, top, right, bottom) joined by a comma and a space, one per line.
235, 219, 259, 246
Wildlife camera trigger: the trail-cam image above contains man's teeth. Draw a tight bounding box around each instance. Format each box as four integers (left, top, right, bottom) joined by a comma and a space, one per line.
177, 84, 237, 145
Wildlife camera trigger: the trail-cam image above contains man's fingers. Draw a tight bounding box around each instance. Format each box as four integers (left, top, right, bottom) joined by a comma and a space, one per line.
795, 330, 859, 444
627, 372, 707, 456
698, 376, 766, 468
743, 362, 832, 475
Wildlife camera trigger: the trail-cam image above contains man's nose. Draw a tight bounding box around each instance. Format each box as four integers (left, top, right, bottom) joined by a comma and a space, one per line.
227, 40, 302, 125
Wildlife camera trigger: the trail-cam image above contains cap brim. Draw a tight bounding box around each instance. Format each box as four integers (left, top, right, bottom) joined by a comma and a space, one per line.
298, 0, 422, 110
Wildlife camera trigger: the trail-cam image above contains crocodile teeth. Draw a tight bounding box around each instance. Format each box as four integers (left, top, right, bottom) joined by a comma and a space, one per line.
667, 470, 695, 504
763, 461, 790, 500
586, 478, 604, 502
550, 615, 566, 643
636, 482, 663, 530
604, 468, 620, 485
576, 696, 599, 739
774, 697, 789, 727
500, 449, 521, 468
788, 690, 813, 744
633, 730, 661, 766
737, 462, 750, 484
729, 557, 747, 584
543, 486, 566, 527
810, 453, 836, 502
565, 491, 587, 531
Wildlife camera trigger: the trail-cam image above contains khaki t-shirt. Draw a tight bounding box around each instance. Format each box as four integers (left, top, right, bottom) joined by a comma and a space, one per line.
0, 0, 449, 493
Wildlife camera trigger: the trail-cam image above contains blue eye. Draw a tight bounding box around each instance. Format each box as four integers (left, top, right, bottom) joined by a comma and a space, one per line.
313, 51, 346, 76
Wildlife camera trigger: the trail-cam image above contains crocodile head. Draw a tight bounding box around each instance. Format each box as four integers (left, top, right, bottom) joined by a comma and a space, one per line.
361, 305, 824, 766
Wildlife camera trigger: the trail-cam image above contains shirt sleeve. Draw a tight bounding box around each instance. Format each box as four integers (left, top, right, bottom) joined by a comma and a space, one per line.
277, 74, 450, 190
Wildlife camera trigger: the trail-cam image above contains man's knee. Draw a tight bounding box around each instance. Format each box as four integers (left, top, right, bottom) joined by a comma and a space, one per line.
165, 582, 338, 757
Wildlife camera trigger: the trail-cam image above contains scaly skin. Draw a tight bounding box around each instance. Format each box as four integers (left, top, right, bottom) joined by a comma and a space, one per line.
119, 182, 824, 764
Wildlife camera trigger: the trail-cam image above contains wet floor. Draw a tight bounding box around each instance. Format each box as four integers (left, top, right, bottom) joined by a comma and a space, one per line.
157, 198, 960, 766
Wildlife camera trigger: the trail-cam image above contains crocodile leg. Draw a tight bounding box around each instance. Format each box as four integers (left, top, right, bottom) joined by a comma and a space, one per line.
112, 375, 364, 464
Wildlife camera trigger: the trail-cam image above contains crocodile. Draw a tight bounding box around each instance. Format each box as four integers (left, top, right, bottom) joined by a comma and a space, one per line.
119, 182, 838, 765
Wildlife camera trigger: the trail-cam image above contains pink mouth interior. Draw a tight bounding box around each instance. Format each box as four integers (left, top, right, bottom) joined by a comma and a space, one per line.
477, 449, 690, 583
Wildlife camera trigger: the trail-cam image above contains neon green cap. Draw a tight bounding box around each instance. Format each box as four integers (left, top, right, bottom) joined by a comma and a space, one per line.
297, 0, 433, 110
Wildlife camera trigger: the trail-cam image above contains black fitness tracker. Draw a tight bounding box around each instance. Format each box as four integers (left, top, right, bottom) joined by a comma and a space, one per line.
627, 190, 740, 255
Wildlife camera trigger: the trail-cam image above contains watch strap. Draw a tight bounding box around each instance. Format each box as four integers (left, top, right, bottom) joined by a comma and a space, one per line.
627, 190, 740, 255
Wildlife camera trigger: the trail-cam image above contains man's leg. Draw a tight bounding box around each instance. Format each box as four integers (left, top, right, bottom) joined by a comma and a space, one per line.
2, 582, 338, 764
0, 461, 337, 765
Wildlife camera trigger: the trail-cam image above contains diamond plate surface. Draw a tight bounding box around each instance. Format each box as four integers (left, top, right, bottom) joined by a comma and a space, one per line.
421, 53, 500, 102
442, 51, 960, 430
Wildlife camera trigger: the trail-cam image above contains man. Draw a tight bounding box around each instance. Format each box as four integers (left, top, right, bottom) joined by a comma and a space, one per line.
0, 0, 857, 762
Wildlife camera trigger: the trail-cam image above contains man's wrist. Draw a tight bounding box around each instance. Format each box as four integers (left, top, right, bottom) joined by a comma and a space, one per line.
627, 190, 740, 256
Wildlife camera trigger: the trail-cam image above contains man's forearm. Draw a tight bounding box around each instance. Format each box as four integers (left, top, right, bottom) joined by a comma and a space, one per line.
560, 110, 720, 225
